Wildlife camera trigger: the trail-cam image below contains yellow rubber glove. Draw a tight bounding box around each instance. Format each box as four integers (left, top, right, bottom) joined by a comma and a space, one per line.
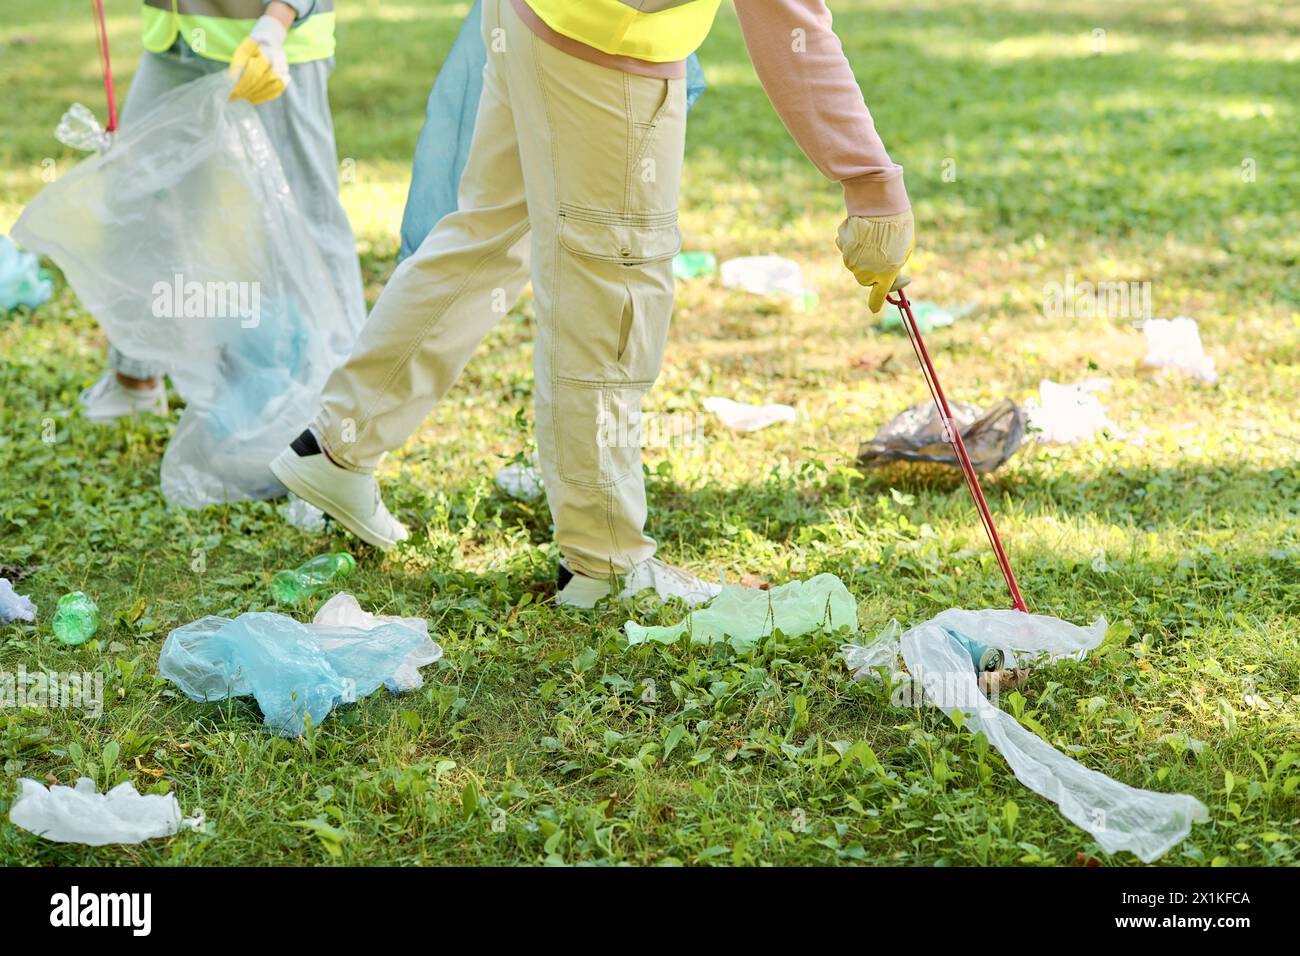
837, 210, 915, 313
228, 37, 287, 106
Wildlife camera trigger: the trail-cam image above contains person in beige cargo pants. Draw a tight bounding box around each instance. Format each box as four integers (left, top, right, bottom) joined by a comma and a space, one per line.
271, 0, 914, 608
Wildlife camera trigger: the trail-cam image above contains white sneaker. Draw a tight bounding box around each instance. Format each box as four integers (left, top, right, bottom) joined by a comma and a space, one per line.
556, 557, 723, 609
269, 429, 410, 550
79, 372, 167, 423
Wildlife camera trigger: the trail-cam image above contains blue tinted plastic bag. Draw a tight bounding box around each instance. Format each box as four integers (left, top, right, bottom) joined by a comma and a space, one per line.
159, 593, 441, 736
0, 235, 53, 311
399, 0, 708, 260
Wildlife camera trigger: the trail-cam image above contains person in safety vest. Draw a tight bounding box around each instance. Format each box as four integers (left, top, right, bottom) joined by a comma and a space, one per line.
79, 1, 365, 422
271, 0, 914, 607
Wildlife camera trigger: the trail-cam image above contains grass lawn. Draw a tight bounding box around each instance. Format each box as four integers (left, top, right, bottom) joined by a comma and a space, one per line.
0, 0, 1297, 866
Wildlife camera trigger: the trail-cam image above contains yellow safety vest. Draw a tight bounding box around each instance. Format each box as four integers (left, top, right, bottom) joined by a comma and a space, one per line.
141, 0, 336, 64
525, 0, 723, 63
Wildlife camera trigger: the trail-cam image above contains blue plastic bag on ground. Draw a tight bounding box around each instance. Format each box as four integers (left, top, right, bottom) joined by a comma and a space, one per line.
0, 235, 53, 311
159, 593, 441, 736
399, 0, 708, 260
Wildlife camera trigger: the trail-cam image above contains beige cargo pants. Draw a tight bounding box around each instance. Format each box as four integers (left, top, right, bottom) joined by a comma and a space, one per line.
315, 0, 685, 579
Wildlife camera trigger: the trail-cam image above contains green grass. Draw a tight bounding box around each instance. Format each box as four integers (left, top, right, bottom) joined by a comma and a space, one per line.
1, 0, 1298, 866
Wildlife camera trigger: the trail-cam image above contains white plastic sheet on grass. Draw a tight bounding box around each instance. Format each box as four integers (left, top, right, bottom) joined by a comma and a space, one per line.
10, 777, 198, 846
1026, 379, 1113, 445
843, 608, 1208, 862
702, 396, 796, 433
1142, 317, 1217, 383
13, 74, 361, 508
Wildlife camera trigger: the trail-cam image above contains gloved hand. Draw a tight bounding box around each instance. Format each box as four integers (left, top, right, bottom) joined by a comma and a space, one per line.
837, 209, 915, 313
229, 16, 291, 105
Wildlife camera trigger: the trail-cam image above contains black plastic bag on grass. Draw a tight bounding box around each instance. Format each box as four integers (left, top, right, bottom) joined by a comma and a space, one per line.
856, 399, 1027, 474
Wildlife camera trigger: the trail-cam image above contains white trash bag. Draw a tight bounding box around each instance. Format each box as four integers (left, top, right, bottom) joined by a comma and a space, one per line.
13, 74, 361, 508
844, 608, 1208, 862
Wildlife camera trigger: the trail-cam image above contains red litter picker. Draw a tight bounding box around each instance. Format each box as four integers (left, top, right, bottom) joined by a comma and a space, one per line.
92, 0, 119, 134
886, 282, 1029, 614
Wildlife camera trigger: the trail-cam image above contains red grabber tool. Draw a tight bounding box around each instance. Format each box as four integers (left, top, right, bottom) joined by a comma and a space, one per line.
885, 280, 1028, 613
92, 0, 119, 134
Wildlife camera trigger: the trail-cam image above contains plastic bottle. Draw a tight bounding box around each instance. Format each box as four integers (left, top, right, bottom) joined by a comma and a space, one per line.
52, 592, 99, 645
880, 300, 959, 333
672, 251, 716, 281
270, 552, 356, 603
943, 626, 1005, 672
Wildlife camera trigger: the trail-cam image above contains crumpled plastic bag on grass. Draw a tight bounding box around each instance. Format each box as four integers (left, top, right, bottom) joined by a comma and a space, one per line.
1026, 379, 1113, 445
0, 577, 37, 624
626, 573, 855, 653
12, 73, 360, 508
857, 399, 1027, 474
282, 494, 327, 532
843, 609, 1208, 862
702, 396, 796, 432
495, 455, 544, 501
158, 592, 441, 737
0, 235, 53, 312
9, 777, 197, 846
1143, 317, 1216, 383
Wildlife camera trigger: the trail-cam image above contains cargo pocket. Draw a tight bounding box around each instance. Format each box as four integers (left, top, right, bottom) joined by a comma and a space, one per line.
552, 207, 681, 488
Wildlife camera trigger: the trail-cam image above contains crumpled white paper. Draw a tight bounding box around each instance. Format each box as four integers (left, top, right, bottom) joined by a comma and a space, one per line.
9, 777, 200, 846
843, 608, 1208, 862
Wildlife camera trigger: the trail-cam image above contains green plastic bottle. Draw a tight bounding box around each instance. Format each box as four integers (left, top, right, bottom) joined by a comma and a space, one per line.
672, 251, 716, 281
52, 591, 99, 646
270, 552, 356, 604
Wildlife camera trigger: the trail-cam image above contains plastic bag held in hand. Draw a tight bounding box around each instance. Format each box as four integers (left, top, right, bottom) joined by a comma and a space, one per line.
837, 210, 914, 312
13, 73, 360, 508
229, 16, 291, 105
